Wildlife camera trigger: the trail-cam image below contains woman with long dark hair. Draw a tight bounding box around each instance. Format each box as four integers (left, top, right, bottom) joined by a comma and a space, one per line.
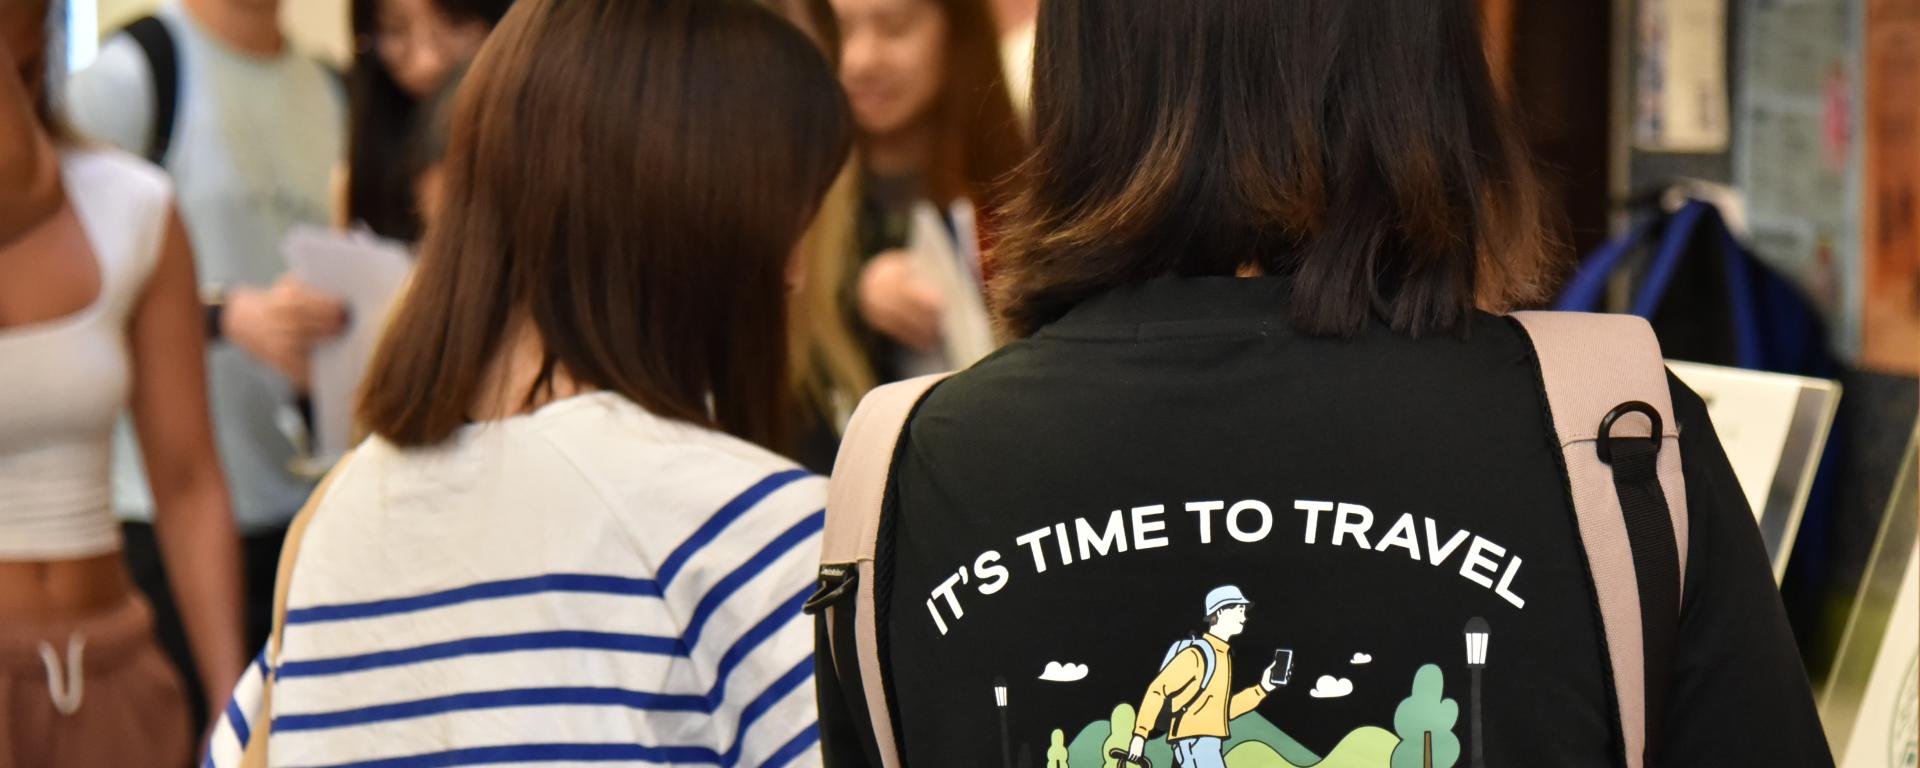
791, 0, 1025, 473
815, 1, 1830, 766
1, 5, 242, 764
204, 0, 851, 764
344, 0, 512, 240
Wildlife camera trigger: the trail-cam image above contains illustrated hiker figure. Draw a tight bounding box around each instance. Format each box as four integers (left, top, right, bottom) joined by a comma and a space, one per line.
1126, 586, 1284, 768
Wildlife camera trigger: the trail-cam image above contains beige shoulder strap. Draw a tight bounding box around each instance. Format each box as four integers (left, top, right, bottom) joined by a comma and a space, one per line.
822, 373, 950, 768
239, 450, 356, 768
1512, 312, 1687, 768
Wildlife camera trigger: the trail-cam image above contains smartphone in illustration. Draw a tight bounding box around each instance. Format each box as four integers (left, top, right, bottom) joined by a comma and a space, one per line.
1268, 648, 1295, 687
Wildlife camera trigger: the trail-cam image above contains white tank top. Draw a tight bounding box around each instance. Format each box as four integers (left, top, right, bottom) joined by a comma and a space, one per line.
0, 149, 171, 560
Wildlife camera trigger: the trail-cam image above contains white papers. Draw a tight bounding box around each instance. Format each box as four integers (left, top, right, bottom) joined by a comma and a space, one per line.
1836, 550, 1918, 768
1821, 431, 1918, 763
895, 200, 996, 378
1668, 360, 1839, 578
284, 226, 413, 462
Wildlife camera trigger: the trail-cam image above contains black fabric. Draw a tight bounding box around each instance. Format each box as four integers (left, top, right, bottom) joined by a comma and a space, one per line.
1598, 435, 1678, 762
817, 599, 886, 768
121, 520, 286, 736
121, 16, 178, 165
814, 276, 1831, 768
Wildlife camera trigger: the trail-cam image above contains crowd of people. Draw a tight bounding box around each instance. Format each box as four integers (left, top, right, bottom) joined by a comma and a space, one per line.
0, 0, 1834, 766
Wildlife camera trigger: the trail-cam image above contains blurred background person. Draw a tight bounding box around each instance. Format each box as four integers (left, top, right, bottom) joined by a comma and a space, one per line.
342, 0, 511, 241
63, 0, 346, 738
990, 0, 1033, 123
764, 0, 880, 473
0, 8, 243, 765
795, 0, 1023, 472
204, 0, 850, 764
403, 61, 465, 226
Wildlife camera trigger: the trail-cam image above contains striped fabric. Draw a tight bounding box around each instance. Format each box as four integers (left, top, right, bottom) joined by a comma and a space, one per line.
206, 393, 826, 767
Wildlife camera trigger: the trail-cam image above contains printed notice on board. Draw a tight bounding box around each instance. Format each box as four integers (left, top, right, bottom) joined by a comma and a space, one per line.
1635, 0, 1731, 152
1736, 0, 1863, 357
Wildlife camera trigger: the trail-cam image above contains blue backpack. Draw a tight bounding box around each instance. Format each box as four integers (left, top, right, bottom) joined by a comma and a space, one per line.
1555, 198, 1837, 377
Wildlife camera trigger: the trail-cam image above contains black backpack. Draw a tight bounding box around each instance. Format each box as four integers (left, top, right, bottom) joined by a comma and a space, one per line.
118, 16, 181, 165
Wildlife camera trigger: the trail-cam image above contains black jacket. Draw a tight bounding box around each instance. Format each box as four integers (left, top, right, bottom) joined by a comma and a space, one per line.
817, 276, 1831, 767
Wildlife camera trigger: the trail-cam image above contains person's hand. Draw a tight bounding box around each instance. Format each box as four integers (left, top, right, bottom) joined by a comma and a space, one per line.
1261, 661, 1281, 692
1127, 734, 1147, 764
856, 249, 944, 352
223, 276, 346, 390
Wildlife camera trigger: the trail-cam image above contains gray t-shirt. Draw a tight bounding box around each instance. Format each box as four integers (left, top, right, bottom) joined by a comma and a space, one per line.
65, 2, 345, 533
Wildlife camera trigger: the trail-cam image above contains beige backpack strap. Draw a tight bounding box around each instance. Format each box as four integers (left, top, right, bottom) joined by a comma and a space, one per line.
817, 373, 950, 768
238, 450, 355, 768
1512, 312, 1688, 768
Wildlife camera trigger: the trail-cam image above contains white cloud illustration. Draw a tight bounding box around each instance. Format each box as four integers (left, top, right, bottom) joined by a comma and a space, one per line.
1039, 661, 1089, 683
1309, 676, 1354, 699
1350, 653, 1372, 665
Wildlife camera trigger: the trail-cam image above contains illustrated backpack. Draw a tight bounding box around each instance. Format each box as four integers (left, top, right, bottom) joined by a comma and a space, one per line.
808, 312, 1690, 768
1152, 635, 1219, 733
1159, 635, 1218, 694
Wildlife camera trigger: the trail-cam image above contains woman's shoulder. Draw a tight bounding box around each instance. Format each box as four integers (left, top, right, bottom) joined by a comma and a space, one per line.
521, 392, 827, 521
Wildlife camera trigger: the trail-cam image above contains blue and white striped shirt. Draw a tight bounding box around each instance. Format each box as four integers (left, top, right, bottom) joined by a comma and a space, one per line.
207, 392, 826, 767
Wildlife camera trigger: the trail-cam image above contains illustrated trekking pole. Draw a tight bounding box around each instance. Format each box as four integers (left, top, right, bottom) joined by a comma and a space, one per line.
1107, 748, 1153, 768
994, 678, 1011, 768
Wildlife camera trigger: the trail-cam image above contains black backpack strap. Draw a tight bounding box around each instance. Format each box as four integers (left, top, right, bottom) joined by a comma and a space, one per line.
1513, 311, 1688, 768
122, 16, 179, 165
1598, 402, 1682, 761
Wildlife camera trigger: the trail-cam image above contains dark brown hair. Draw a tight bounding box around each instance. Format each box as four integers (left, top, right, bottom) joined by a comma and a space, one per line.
904, 0, 1026, 212
992, 0, 1559, 339
358, 0, 853, 450
347, 0, 516, 242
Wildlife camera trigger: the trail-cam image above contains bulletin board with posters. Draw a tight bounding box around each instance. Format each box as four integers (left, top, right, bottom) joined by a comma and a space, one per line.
1733, 0, 1867, 360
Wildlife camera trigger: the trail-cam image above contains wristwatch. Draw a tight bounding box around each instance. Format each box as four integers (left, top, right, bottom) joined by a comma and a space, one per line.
202, 284, 228, 342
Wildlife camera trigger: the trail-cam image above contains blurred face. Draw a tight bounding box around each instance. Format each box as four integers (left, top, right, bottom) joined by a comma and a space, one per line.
0, 0, 50, 107
374, 0, 489, 99
831, 0, 946, 140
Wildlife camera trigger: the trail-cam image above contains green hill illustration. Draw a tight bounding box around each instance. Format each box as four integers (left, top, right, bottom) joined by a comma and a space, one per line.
1285, 727, 1399, 768
1061, 703, 1396, 768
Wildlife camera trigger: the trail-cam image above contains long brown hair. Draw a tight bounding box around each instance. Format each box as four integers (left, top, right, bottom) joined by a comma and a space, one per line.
358, 0, 853, 451
907, 0, 1025, 212
993, 0, 1559, 339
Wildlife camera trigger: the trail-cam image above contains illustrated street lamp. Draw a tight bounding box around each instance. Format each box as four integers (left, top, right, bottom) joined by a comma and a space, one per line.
1464, 617, 1490, 768
995, 677, 1011, 768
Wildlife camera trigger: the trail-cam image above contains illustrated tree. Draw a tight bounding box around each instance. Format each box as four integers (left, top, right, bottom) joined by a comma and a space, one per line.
1391, 664, 1461, 768
1103, 704, 1137, 768
1048, 728, 1070, 768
